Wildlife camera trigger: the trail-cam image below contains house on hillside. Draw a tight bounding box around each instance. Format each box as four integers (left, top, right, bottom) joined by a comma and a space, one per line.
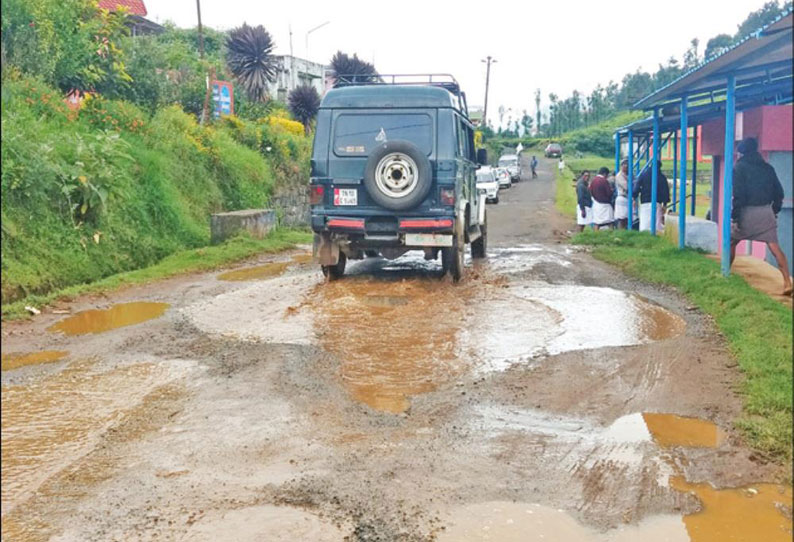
267, 56, 330, 102
98, 0, 163, 35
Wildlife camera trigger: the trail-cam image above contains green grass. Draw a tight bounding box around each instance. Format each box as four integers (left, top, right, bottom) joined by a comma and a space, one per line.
555, 160, 580, 220
572, 230, 793, 464
2, 229, 313, 320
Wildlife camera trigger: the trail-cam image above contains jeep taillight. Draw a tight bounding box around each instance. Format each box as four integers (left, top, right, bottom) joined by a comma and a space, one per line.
440, 188, 455, 206
309, 185, 324, 205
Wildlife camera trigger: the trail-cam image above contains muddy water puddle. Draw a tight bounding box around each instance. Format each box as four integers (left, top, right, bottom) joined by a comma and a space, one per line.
2, 350, 68, 371
0, 359, 167, 514
48, 302, 169, 335
313, 277, 469, 413
217, 261, 290, 281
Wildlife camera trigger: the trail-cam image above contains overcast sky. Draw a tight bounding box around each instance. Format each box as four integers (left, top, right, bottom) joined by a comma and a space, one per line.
148, 0, 769, 121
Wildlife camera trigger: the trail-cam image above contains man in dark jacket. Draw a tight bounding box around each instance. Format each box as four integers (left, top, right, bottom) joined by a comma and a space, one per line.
634, 161, 670, 232
576, 171, 593, 231
730, 137, 791, 295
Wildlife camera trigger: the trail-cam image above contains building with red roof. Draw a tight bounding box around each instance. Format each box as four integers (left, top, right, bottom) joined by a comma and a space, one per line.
98, 0, 162, 35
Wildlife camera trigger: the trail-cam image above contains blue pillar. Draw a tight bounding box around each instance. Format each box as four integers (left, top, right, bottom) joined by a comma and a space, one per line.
691, 128, 698, 216
628, 131, 634, 228
672, 130, 678, 212
614, 132, 621, 175
678, 96, 688, 249
721, 75, 736, 276
651, 109, 660, 235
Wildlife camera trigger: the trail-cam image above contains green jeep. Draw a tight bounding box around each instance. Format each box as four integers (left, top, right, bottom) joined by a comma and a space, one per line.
309, 74, 488, 281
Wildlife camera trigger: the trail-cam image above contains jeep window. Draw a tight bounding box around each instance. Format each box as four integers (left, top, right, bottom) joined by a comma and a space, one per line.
455, 117, 466, 158
465, 124, 476, 161
498, 157, 517, 167
333, 114, 433, 157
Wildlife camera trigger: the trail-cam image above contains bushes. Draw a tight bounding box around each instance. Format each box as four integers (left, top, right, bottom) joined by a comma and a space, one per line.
1, 76, 284, 304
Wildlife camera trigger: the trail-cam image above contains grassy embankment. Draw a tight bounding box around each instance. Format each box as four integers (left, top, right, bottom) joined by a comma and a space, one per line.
572, 230, 793, 464
1, 74, 312, 318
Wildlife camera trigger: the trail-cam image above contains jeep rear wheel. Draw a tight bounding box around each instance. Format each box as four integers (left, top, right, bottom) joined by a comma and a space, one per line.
442, 233, 464, 282
364, 140, 432, 211
471, 213, 487, 259
321, 251, 346, 281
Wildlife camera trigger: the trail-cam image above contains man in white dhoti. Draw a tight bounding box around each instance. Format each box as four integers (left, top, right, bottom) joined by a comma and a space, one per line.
588, 167, 614, 229
634, 161, 670, 232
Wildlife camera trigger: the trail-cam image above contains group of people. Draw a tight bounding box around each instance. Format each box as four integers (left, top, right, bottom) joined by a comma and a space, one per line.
575, 160, 670, 232
572, 137, 791, 295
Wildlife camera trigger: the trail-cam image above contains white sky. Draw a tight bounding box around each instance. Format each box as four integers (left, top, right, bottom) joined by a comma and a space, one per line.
147, 0, 768, 123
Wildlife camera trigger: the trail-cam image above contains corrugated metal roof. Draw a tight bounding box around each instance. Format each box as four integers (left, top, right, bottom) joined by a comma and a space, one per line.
97, 0, 147, 16
633, 9, 792, 109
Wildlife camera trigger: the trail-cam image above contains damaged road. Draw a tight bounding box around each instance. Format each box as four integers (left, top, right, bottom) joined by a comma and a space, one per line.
2, 157, 791, 542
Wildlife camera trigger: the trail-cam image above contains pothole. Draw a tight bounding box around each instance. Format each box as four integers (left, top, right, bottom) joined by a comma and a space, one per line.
217, 261, 290, 281
47, 302, 169, 335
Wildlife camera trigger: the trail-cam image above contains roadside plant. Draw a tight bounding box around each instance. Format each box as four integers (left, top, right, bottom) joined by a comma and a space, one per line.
287, 85, 320, 134
225, 24, 277, 102
330, 51, 378, 87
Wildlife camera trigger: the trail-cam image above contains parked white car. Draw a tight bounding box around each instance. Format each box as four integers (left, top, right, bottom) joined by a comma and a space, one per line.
494, 167, 512, 189
476, 166, 500, 204
498, 154, 521, 181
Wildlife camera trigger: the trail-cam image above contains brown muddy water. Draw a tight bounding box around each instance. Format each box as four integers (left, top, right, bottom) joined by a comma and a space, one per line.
217, 261, 290, 281
0, 360, 165, 515
1, 350, 68, 371
47, 302, 169, 335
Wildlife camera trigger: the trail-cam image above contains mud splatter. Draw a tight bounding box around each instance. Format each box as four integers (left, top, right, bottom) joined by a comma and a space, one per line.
1, 351, 68, 372
47, 302, 169, 335
217, 262, 289, 281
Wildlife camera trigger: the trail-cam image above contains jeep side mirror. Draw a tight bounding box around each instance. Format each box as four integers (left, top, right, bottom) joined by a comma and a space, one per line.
476, 148, 488, 165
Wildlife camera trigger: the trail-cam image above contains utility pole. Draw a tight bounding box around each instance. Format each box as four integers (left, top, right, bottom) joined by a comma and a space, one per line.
535, 89, 541, 136
197, 0, 211, 125
305, 21, 330, 59
196, 0, 205, 59
481, 56, 496, 129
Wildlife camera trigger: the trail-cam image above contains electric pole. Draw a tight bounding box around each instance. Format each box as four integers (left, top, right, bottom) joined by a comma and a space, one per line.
481, 56, 496, 129
196, 0, 204, 59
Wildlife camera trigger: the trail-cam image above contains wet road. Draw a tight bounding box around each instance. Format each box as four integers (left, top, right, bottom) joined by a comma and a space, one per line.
1, 157, 791, 541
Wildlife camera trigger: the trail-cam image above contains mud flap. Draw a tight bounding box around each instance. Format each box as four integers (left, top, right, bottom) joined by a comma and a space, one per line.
313, 233, 340, 266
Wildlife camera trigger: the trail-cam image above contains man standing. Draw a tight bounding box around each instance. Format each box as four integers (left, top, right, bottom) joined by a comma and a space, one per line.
558, 157, 565, 173
589, 167, 614, 229
730, 137, 791, 295
614, 159, 630, 229
576, 171, 593, 232
531, 155, 538, 178
635, 161, 670, 232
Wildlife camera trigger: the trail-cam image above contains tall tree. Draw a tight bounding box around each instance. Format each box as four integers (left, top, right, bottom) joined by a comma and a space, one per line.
225, 24, 277, 102
535, 89, 541, 134
735, 1, 791, 39
704, 34, 734, 59
682, 38, 701, 70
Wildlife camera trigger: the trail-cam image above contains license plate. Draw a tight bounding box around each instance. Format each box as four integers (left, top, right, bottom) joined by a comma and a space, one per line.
334, 188, 357, 206
405, 233, 453, 247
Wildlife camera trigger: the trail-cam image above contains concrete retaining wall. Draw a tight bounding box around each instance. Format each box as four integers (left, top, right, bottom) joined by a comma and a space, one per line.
664, 214, 718, 253
210, 209, 276, 244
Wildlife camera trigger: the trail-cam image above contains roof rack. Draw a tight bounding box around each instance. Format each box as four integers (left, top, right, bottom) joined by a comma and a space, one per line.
334, 73, 469, 117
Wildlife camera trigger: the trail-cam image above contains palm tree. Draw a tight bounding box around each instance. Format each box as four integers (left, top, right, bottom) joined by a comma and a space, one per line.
225, 24, 278, 102
288, 85, 321, 134
330, 51, 377, 86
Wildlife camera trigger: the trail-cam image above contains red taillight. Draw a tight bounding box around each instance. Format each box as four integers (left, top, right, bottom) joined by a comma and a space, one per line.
309, 185, 324, 205
400, 219, 453, 228
327, 218, 365, 229
440, 188, 455, 206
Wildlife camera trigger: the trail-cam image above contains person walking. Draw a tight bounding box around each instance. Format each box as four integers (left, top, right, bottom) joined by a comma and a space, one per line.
614, 159, 630, 229
730, 137, 792, 295
558, 157, 565, 173
576, 171, 593, 232
635, 161, 670, 232
530, 155, 538, 179
589, 167, 614, 229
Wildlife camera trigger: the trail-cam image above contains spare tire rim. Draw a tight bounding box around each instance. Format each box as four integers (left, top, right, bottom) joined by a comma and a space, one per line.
375, 153, 419, 199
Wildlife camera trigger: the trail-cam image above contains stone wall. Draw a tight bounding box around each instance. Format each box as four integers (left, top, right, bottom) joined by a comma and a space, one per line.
210, 209, 277, 244
271, 185, 310, 228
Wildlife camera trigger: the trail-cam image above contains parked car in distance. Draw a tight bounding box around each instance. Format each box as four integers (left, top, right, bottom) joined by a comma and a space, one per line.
545, 143, 563, 158
498, 154, 521, 181
494, 167, 512, 189
476, 166, 499, 204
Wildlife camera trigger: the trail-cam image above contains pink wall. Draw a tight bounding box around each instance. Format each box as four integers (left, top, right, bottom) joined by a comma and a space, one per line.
705, 105, 793, 259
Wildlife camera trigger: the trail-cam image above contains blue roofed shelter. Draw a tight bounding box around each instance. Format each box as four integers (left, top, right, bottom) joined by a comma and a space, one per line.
614, 10, 793, 277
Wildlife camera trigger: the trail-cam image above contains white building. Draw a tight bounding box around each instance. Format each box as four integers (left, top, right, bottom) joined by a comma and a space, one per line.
267, 55, 330, 102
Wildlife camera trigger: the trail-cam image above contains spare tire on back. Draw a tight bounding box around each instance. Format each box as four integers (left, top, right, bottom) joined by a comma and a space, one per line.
363, 140, 432, 211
